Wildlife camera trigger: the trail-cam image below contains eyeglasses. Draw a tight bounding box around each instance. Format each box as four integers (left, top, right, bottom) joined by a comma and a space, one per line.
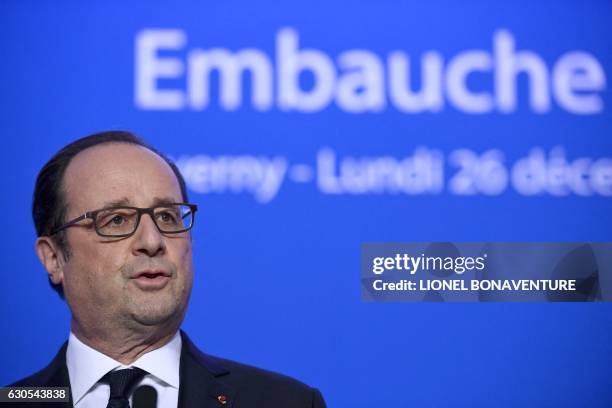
50, 203, 198, 238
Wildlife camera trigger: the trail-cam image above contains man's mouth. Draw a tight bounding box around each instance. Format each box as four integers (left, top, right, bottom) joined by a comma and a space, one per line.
139, 272, 168, 278
134, 269, 171, 278
132, 270, 171, 290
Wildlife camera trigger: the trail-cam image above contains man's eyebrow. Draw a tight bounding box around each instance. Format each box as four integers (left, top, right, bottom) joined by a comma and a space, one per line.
151, 197, 182, 206
101, 198, 131, 208
98, 197, 181, 209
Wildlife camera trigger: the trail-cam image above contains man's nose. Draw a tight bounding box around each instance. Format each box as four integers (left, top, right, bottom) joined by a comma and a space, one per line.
131, 213, 166, 257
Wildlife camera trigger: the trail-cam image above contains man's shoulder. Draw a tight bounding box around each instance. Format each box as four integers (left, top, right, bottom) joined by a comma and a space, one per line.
181, 332, 326, 407
197, 353, 326, 407
8, 343, 69, 387
10, 371, 48, 387
206, 352, 316, 392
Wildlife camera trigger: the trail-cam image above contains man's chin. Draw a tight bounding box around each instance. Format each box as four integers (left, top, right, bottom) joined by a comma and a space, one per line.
127, 299, 183, 328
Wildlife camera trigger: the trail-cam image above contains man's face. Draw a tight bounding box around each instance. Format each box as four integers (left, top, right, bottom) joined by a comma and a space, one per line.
57, 143, 193, 334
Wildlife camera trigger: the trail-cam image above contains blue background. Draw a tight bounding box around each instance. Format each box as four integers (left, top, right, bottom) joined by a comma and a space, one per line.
1, 1, 611, 407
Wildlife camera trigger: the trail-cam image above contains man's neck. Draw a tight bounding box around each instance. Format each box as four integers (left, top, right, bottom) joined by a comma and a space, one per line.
70, 320, 179, 365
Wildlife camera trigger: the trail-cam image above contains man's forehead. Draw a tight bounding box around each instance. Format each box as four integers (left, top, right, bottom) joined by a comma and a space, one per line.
62, 142, 182, 210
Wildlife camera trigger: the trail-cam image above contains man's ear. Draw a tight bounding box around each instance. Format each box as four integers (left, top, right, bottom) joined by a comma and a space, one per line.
35, 236, 66, 286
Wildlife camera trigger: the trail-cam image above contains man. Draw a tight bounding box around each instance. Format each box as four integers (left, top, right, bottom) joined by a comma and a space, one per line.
10, 131, 326, 408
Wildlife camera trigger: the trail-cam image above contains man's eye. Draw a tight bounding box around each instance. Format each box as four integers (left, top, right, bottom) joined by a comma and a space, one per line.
110, 215, 126, 225
157, 211, 177, 224
100, 215, 127, 228
99, 213, 131, 228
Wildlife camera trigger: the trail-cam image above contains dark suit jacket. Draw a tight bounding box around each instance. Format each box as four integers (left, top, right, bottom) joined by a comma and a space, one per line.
9, 331, 326, 408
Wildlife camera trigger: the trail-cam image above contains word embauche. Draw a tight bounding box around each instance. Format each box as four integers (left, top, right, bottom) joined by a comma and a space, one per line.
135, 28, 605, 114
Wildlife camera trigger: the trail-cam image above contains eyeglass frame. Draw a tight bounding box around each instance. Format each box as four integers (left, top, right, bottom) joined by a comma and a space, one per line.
49, 203, 198, 238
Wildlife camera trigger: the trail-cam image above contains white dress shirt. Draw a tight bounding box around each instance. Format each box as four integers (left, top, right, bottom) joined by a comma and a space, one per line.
66, 331, 181, 408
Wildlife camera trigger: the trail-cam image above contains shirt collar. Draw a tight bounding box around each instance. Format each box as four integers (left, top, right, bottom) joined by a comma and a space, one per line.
131, 332, 181, 389
66, 331, 181, 405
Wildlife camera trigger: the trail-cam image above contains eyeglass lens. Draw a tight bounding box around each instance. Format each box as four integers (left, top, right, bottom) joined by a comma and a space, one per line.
95, 205, 194, 236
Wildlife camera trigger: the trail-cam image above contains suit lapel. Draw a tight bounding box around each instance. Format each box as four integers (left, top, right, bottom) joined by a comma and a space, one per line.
178, 331, 237, 408
45, 343, 73, 408
18, 342, 73, 408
